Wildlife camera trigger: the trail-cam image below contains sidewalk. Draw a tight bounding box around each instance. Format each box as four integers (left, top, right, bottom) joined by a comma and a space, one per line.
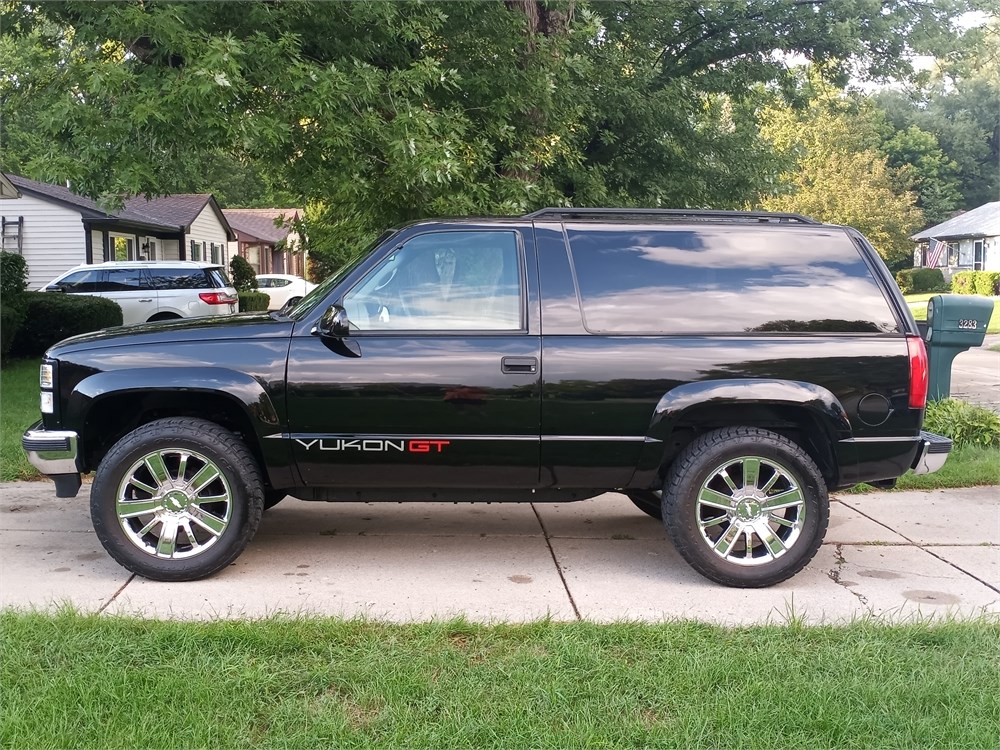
1, 482, 996, 624
951, 339, 1000, 413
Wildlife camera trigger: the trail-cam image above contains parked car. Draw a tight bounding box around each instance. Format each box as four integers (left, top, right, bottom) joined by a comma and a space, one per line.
39, 261, 238, 325
255, 274, 316, 310
23, 208, 950, 587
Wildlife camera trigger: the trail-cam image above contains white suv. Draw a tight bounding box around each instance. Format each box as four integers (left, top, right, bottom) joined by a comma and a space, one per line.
39, 261, 239, 325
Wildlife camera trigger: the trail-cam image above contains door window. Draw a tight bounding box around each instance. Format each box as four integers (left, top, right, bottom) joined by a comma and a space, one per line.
100, 268, 148, 291
50, 269, 101, 292
344, 231, 522, 331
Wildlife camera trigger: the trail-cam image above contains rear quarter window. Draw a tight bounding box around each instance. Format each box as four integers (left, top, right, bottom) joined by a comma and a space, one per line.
565, 224, 899, 334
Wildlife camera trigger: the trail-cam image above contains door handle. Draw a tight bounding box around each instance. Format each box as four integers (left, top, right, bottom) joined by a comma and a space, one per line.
138, 298, 153, 303
501, 356, 537, 374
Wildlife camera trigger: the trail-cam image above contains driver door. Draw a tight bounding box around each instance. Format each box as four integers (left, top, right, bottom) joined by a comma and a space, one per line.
286, 227, 541, 489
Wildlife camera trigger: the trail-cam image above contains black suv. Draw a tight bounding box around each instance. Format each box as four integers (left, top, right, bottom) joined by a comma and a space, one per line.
23, 209, 950, 587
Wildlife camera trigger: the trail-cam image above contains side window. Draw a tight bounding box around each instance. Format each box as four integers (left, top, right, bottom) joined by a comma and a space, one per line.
344, 230, 521, 331
101, 268, 148, 291
148, 268, 212, 290
257, 278, 272, 288
566, 226, 899, 334
273, 278, 292, 287
51, 269, 101, 293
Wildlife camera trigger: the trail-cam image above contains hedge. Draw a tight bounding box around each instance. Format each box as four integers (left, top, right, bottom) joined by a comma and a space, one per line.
952, 270, 999, 296
238, 291, 270, 312
11, 292, 123, 357
896, 267, 947, 295
0, 303, 27, 361
0, 251, 28, 303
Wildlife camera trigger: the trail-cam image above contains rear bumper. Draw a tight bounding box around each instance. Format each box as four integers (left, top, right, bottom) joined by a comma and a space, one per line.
910, 430, 952, 475
22, 422, 82, 497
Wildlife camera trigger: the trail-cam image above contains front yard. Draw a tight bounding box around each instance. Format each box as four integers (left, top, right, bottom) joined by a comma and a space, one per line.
904, 293, 1000, 332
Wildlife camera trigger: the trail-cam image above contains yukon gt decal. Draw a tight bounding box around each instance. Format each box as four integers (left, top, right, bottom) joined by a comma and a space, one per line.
294, 438, 451, 453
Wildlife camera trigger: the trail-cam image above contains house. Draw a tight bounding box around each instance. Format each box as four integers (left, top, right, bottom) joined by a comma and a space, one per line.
910, 201, 1000, 278
0, 174, 235, 289
223, 208, 307, 277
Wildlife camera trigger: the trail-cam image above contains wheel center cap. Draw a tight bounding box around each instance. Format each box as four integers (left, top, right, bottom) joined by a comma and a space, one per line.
164, 491, 189, 511
734, 499, 762, 521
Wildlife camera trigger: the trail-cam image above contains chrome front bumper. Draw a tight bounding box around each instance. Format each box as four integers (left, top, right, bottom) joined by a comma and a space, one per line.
910, 430, 952, 475
22, 423, 82, 497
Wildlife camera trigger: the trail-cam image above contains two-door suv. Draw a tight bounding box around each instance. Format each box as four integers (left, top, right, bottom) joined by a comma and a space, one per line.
23, 209, 951, 587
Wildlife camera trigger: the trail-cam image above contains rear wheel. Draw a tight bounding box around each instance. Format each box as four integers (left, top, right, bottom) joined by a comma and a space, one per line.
147, 312, 182, 322
90, 417, 264, 581
662, 427, 828, 588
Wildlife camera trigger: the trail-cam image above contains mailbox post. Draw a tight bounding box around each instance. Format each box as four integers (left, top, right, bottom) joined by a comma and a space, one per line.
924, 294, 993, 400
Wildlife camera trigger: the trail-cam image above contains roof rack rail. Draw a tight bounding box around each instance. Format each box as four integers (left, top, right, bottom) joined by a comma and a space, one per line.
522, 207, 820, 225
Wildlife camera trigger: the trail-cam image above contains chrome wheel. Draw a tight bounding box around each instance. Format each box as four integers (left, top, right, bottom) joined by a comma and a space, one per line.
115, 448, 233, 560
696, 455, 805, 566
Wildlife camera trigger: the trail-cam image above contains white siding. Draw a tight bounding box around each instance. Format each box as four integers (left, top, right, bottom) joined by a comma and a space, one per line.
1, 193, 87, 288
186, 204, 229, 265
985, 236, 1000, 272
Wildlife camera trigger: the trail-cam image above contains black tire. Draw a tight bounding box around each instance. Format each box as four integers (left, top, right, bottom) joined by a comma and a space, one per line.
147, 312, 182, 322
625, 490, 662, 520
263, 489, 286, 510
90, 417, 265, 581
661, 426, 829, 588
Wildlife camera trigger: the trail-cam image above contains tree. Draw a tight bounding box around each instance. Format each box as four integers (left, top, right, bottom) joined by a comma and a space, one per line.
1, 0, 983, 270
760, 84, 923, 269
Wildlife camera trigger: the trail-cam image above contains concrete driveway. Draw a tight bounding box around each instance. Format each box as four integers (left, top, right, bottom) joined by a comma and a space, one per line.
2, 482, 996, 624
952, 338, 1000, 413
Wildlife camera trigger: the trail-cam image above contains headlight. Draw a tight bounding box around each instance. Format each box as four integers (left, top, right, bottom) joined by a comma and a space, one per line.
39, 363, 54, 389
40, 392, 54, 414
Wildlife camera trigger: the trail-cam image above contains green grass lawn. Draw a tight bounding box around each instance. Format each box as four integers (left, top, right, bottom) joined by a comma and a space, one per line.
845, 444, 999, 493
1, 611, 997, 750
905, 293, 1000, 332
0, 359, 41, 481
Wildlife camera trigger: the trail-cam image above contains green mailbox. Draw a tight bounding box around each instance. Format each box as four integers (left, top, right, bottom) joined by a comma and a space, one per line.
924, 294, 993, 400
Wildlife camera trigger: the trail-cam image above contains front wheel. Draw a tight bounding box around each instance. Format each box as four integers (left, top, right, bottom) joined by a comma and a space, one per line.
90, 417, 265, 581
662, 427, 828, 588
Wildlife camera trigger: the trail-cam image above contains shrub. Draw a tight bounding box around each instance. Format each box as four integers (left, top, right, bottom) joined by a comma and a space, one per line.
923, 399, 1000, 448
11, 292, 123, 357
238, 291, 269, 312
0, 251, 28, 303
896, 267, 946, 295
0, 303, 27, 361
973, 271, 1000, 297
230, 256, 258, 292
951, 271, 975, 294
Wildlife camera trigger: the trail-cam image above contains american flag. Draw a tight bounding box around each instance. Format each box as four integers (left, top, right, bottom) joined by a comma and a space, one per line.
926, 238, 947, 268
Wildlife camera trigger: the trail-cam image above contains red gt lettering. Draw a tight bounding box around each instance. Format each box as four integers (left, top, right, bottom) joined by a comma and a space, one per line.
408, 439, 450, 453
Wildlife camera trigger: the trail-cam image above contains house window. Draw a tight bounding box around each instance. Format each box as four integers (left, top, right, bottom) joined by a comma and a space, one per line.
210, 243, 220, 264
946, 242, 960, 267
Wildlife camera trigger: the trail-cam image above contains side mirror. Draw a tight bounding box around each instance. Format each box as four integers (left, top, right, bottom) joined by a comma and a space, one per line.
314, 304, 351, 338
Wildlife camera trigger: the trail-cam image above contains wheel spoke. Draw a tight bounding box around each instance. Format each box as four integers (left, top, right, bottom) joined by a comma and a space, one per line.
181, 519, 202, 550
699, 487, 734, 510
742, 458, 760, 490
187, 506, 226, 536
761, 487, 804, 511
755, 522, 787, 558
187, 464, 221, 496
136, 516, 160, 537
144, 452, 171, 486
769, 512, 795, 528
128, 477, 159, 496
720, 467, 739, 493
713, 523, 741, 557
117, 497, 161, 518
156, 518, 179, 558
176, 452, 190, 482
698, 514, 729, 530
744, 528, 755, 558
760, 471, 781, 493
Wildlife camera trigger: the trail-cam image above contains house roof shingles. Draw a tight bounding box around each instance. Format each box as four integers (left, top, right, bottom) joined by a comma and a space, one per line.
223, 208, 302, 244
123, 194, 212, 230
7, 173, 112, 217
911, 202, 1000, 241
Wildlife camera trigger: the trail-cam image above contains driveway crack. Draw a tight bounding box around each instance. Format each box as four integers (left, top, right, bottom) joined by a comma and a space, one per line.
97, 574, 135, 614
828, 543, 871, 612
531, 504, 581, 620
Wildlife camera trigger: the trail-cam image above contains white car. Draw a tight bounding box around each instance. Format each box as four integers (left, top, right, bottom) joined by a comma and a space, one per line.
39, 261, 238, 325
255, 274, 316, 310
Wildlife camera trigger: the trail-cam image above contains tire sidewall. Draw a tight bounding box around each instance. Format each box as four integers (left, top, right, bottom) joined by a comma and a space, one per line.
91, 422, 261, 581
664, 431, 828, 587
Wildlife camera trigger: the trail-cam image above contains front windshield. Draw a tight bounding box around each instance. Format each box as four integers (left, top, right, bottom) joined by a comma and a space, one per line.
284, 230, 398, 320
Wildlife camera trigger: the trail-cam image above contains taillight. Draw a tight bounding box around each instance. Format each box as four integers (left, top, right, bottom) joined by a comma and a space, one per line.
199, 292, 236, 305
907, 335, 928, 409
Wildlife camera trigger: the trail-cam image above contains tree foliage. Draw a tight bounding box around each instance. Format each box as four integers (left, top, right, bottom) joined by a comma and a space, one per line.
760, 83, 923, 269
0, 0, 986, 269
